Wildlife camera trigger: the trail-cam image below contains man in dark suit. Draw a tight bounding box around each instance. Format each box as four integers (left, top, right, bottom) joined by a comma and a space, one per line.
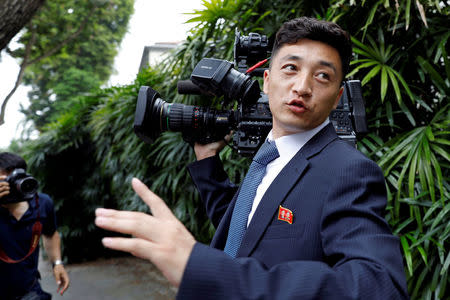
95, 17, 409, 299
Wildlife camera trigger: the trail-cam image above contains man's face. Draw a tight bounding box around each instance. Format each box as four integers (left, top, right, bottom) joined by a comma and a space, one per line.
263, 38, 344, 138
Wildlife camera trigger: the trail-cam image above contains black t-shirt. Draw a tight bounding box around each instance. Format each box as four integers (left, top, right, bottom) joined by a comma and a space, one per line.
0, 193, 57, 298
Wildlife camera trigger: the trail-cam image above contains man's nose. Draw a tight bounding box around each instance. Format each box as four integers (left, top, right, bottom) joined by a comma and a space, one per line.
292, 73, 312, 97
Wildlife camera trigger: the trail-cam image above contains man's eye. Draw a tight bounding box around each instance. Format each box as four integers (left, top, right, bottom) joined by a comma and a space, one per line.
283, 64, 297, 71
317, 72, 330, 80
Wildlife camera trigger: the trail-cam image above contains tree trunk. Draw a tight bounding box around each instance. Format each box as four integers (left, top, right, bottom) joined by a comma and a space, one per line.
0, 0, 45, 51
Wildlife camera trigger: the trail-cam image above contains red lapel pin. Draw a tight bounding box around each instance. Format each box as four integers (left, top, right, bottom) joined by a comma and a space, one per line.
278, 205, 293, 224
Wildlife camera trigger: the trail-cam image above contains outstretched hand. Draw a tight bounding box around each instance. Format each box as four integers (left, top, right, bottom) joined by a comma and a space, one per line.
95, 178, 196, 287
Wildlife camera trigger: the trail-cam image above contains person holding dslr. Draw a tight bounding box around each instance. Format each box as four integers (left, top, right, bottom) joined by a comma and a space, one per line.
95, 17, 408, 299
0, 152, 69, 300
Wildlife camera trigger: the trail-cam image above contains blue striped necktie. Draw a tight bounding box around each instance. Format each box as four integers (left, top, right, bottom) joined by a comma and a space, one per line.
224, 139, 279, 257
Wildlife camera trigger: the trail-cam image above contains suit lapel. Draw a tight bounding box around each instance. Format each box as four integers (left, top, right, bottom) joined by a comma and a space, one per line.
237, 123, 339, 257
237, 157, 309, 257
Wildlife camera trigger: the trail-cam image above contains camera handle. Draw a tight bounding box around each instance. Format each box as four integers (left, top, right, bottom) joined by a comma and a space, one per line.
0, 194, 42, 263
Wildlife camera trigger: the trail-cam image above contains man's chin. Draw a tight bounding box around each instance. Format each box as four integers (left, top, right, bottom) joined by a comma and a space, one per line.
272, 124, 310, 138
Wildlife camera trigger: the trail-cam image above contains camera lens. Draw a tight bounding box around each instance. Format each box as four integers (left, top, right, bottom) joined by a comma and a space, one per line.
134, 86, 234, 144
16, 177, 39, 197
133, 86, 165, 144
221, 68, 261, 104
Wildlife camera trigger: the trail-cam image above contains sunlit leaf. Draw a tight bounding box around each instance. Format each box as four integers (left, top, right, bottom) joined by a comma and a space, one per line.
361, 64, 381, 85
381, 66, 388, 101
401, 235, 413, 275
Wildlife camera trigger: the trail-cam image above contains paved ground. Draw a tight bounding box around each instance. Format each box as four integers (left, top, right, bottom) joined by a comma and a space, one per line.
39, 255, 177, 300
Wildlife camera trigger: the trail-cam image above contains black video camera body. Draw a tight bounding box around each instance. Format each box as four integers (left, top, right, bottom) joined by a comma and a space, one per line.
134, 32, 368, 156
1, 169, 39, 204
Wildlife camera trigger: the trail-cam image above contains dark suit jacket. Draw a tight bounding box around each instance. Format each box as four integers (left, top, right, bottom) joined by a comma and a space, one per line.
179, 123, 409, 299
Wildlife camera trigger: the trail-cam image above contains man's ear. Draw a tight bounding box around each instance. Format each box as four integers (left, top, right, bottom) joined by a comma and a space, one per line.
333, 86, 344, 109
263, 69, 270, 94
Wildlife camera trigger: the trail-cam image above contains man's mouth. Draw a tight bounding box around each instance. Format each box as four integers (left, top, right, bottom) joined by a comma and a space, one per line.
287, 99, 307, 111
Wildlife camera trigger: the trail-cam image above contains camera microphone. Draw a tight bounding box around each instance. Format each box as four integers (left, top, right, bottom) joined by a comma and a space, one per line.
177, 80, 211, 96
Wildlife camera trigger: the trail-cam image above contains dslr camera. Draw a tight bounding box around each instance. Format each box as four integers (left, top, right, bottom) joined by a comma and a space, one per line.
1, 169, 39, 204
134, 31, 368, 156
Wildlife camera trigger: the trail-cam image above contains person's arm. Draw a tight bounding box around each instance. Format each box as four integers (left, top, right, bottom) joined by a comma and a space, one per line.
95, 167, 408, 299
189, 134, 238, 227
178, 157, 409, 299
188, 153, 238, 227
42, 231, 70, 295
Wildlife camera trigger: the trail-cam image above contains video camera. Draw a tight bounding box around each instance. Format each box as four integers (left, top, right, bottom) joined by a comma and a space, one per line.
0, 169, 39, 204
134, 31, 368, 156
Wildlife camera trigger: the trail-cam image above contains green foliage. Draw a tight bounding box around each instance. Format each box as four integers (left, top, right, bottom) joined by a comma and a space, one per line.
11, 0, 134, 129
11, 0, 449, 298
349, 30, 414, 105
337, 1, 449, 298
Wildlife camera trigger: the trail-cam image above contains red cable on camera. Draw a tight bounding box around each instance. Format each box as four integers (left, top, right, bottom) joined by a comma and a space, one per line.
245, 58, 270, 74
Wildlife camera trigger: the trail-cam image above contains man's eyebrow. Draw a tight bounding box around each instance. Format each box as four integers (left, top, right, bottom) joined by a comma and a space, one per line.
319, 60, 337, 74
279, 54, 302, 62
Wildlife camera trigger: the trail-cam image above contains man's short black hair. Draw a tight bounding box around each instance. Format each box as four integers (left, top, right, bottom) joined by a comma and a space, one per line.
271, 17, 352, 80
0, 152, 27, 172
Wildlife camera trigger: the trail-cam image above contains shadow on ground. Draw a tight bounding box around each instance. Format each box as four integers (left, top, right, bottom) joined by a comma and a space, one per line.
39, 255, 177, 300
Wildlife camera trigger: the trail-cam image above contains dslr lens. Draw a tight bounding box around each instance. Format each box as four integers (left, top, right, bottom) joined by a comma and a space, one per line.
18, 177, 39, 194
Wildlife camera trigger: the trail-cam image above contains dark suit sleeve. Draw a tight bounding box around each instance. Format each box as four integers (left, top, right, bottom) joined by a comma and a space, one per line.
187, 155, 238, 228
178, 157, 409, 299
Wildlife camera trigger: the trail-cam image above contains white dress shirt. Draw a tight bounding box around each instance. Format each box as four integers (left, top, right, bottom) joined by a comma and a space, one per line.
247, 119, 330, 226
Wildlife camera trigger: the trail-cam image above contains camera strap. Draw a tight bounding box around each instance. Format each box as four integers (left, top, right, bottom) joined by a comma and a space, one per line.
0, 194, 42, 263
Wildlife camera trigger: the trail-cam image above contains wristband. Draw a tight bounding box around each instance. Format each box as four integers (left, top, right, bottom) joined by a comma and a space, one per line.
52, 260, 63, 268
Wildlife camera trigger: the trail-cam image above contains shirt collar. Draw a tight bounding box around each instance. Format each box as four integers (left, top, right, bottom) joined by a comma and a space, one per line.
267, 118, 330, 160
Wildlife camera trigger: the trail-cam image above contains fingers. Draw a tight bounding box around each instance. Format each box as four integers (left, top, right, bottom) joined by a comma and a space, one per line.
95, 178, 171, 220
96, 178, 196, 288
57, 280, 68, 295
95, 211, 160, 240
60, 272, 70, 295
96, 207, 147, 220
0, 181, 10, 198
224, 130, 233, 143
102, 237, 154, 260
101, 236, 191, 287
131, 178, 173, 219
54, 267, 70, 295
193, 139, 227, 160
95, 178, 177, 245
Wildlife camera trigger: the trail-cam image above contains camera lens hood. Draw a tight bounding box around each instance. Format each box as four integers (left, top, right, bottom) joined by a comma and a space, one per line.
16, 177, 39, 199
134, 86, 163, 144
